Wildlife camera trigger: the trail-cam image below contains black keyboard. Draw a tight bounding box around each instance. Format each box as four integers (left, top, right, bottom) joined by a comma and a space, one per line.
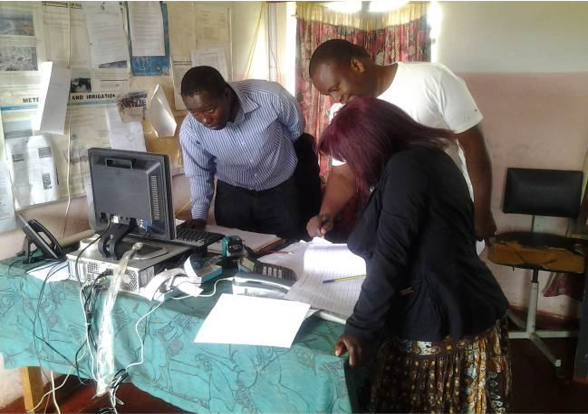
175, 227, 225, 248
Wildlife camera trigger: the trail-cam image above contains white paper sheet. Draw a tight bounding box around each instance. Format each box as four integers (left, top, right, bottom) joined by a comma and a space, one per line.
128, 2, 165, 57
145, 84, 177, 137
34, 61, 71, 135
52, 93, 115, 198
5, 134, 59, 209
0, 161, 17, 233
284, 241, 366, 318
91, 67, 130, 92
27, 260, 69, 282
105, 107, 145, 151
191, 48, 228, 80
42, 2, 91, 70
194, 4, 230, 44
167, 2, 196, 57
171, 56, 191, 111
82, 2, 129, 67
194, 293, 310, 348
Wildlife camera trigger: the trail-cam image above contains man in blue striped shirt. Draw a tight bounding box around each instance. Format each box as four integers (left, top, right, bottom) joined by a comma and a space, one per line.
179, 66, 305, 239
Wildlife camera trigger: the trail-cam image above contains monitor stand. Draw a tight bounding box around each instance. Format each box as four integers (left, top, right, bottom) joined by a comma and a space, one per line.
99, 222, 134, 260
114, 239, 168, 260
95, 220, 168, 261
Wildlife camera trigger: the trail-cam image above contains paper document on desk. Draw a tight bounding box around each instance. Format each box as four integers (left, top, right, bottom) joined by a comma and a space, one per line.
194, 293, 310, 348
285, 240, 366, 319
27, 261, 69, 282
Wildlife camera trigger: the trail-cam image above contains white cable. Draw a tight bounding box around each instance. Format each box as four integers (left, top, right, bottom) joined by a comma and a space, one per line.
124, 278, 230, 375
27, 367, 74, 414
95, 243, 142, 396
198, 277, 234, 298
124, 297, 167, 372
50, 372, 61, 414
62, 1, 74, 239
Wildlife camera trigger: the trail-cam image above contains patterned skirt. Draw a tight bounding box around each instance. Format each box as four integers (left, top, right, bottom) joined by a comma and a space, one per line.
369, 319, 511, 413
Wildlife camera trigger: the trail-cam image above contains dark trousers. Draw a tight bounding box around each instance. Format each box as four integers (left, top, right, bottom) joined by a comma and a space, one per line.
293, 133, 322, 240
214, 176, 302, 240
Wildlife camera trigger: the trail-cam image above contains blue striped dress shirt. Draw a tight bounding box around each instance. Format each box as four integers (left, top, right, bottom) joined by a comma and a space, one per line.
179, 79, 305, 220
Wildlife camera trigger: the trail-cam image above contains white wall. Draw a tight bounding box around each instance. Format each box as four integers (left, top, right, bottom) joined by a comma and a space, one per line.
436, 1, 588, 318
436, 1, 588, 73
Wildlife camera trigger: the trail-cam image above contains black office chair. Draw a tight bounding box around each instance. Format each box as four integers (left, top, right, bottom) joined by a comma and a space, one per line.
488, 168, 586, 376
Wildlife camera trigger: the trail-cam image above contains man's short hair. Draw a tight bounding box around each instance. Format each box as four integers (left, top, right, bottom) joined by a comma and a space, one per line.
309, 39, 371, 77
181, 66, 227, 98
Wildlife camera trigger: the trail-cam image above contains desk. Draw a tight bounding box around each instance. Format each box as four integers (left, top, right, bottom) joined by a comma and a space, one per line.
0, 257, 355, 413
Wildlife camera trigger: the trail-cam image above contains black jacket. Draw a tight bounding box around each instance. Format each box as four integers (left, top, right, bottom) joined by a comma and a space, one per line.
346, 148, 508, 342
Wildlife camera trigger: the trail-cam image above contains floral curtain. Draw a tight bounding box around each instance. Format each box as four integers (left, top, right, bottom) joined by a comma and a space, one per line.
295, 1, 431, 176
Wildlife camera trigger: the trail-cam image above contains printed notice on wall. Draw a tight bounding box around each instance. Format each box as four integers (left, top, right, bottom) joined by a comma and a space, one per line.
5, 134, 59, 209
0, 161, 17, 233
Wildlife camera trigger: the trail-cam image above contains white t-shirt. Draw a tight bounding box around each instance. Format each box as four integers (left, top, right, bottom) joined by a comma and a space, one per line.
331, 62, 484, 198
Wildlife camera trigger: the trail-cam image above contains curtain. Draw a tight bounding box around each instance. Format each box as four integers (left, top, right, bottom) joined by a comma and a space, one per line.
295, 1, 431, 176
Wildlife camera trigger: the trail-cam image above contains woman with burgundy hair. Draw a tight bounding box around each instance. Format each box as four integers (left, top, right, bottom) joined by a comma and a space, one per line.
319, 97, 510, 413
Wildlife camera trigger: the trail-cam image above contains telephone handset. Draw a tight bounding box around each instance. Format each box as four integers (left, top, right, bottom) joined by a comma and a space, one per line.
17, 214, 65, 263
233, 256, 297, 299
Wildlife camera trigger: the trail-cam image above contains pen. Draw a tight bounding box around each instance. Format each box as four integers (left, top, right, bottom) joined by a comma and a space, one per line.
322, 274, 366, 284
271, 251, 292, 255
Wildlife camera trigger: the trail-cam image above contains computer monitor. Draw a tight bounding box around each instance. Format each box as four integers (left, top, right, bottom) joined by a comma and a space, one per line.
88, 148, 176, 259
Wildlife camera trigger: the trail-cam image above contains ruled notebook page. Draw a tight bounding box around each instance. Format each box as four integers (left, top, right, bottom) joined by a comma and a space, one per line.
284, 240, 366, 319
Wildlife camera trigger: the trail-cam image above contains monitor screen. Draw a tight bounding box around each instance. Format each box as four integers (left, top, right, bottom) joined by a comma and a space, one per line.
88, 148, 176, 257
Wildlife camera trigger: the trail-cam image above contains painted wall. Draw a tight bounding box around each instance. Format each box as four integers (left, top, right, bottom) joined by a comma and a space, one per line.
436, 1, 588, 317
464, 73, 588, 316
436, 1, 588, 73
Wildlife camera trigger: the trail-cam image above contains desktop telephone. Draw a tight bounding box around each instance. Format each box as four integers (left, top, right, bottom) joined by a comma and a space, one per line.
238, 256, 296, 281
232, 256, 296, 299
17, 214, 65, 263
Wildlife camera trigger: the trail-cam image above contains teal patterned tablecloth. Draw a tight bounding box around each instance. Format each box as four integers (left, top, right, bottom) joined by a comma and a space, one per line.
0, 257, 356, 413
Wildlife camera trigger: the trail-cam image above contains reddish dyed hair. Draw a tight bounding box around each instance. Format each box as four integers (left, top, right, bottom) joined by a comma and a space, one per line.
319, 96, 455, 193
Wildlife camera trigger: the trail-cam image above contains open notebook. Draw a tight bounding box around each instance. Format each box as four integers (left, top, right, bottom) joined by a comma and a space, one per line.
262, 238, 366, 320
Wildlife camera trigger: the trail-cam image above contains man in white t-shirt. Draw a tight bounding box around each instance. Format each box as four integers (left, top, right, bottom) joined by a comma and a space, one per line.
306, 39, 495, 251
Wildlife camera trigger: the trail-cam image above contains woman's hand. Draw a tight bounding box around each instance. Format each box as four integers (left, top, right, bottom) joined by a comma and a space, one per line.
306, 214, 334, 238
335, 333, 366, 368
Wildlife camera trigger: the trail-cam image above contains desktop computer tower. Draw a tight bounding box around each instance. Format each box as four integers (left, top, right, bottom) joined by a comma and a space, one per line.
67, 235, 190, 295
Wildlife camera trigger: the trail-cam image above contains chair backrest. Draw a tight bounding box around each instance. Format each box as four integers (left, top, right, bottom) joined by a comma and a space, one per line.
503, 168, 583, 218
